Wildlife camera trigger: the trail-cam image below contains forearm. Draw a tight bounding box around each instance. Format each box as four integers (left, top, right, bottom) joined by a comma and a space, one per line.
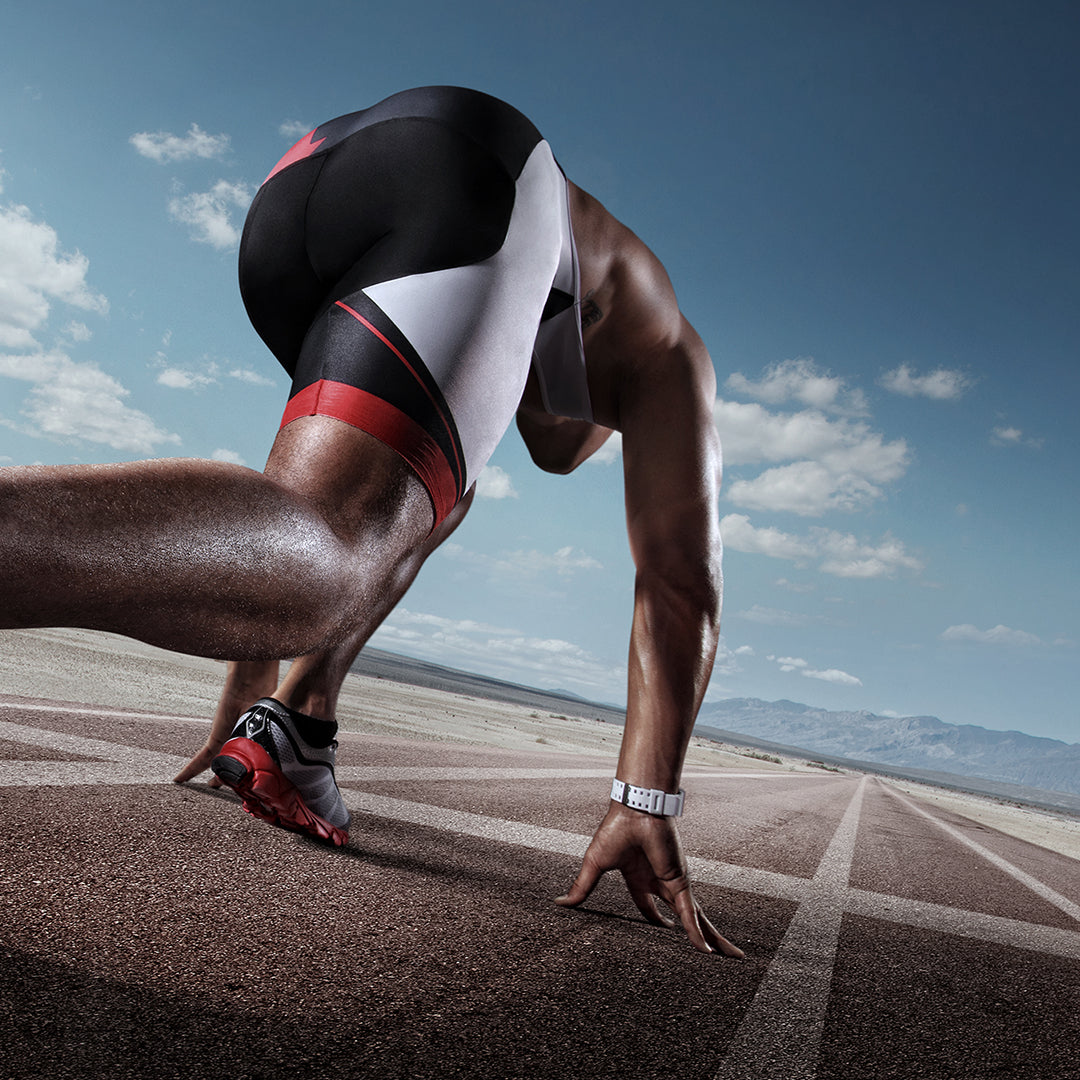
616, 563, 722, 792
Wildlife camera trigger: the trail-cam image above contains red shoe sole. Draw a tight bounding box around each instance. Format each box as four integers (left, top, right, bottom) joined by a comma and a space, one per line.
211, 737, 349, 847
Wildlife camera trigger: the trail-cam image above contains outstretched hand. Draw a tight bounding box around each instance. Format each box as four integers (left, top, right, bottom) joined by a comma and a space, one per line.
555, 803, 744, 957
172, 661, 278, 784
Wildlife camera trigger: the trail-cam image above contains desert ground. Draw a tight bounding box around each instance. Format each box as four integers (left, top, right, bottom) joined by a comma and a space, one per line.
2, 625, 1078, 862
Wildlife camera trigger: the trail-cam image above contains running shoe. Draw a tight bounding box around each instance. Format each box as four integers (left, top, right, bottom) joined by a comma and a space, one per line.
211, 697, 350, 847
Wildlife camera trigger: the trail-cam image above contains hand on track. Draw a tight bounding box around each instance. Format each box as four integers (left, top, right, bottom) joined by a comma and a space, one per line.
555, 803, 744, 957
173, 661, 278, 784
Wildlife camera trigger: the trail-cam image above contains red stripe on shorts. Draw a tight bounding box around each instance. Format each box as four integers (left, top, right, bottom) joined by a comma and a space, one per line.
264, 130, 327, 184
333, 300, 465, 486
280, 380, 458, 526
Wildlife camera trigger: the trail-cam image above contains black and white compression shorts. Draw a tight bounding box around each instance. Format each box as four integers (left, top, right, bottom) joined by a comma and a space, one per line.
238, 86, 591, 527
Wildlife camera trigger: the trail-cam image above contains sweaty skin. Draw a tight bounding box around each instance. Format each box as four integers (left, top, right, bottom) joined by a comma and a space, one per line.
519, 186, 740, 957
0, 181, 740, 957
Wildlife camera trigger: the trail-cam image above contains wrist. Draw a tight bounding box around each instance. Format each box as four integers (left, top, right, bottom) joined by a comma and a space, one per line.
610, 778, 685, 817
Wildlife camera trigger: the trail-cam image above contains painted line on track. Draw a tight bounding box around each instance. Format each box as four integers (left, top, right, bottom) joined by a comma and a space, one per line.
883, 783, 1080, 924
714, 776, 868, 1080
0, 698, 205, 724
337, 766, 805, 782
4, 716, 1080, 974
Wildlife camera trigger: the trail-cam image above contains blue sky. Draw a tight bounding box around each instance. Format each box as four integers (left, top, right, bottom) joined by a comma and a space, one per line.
1, 1, 1077, 742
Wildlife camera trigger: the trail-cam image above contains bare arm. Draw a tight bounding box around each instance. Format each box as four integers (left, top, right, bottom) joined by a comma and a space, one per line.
617, 319, 722, 793
555, 321, 740, 956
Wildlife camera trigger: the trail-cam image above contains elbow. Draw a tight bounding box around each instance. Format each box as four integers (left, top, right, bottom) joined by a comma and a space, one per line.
523, 443, 579, 475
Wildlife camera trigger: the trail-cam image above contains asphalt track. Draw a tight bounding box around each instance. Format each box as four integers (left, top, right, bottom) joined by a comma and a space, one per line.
2, 695, 1079, 1080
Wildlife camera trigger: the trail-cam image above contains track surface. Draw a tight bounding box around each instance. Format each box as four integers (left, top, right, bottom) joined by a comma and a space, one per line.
2, 695, 1078, 1079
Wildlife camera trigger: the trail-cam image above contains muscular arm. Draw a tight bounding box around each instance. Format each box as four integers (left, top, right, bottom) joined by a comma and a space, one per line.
552, 208, 739, 954
616, 321, 722, 792
554, 326, 736, 955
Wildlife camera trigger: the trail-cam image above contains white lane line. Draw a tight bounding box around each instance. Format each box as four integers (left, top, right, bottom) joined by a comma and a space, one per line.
714, 776, 868, 1080
0, 761, 183, 786
344, 788, 817, 905
0, 720, 187, 772
883, 784, 1080, 924
345, 789, 589, 858
4, 720, 1080, 968
338, 766, 611, 782
337, 767, 808, 782
0, 699, 204, 724
0, 714, 824, 789
845, 887, 1080, 961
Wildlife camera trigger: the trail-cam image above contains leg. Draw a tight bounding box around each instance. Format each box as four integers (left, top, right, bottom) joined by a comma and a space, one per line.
0, 415, 435, 661
173, 484, 474, 784
273, 483, 476, 721
178, 457, 473, 846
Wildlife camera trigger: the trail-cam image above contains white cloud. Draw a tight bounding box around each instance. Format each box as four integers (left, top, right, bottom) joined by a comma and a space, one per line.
228, 367, 277, 387
0, 202, 108, 349
726, 460, 885, 516
714, 398, 908, 517
709, 637, 752, 678
279, 120, 313, 140
211, 448, 246, 465
475, 464, 518, 500
721, 514, 817, 562
0, 349, 179, 454
714, 400, 904, 470
168, 180, 253, 249
440, 542, 602, 580
880, 364, 970, 400
774, 655, 809, 672
505, 546, 603, 577
369, 607, 623, 699
940, 623, 1042, 647
129, 123, 230, 163
587, 430, 623, 465
154, 359, 278, 393
63, 321, 93, 343
157, 366, 216, 390
990, 425, 1043, 449
805, 667, 862, 686
0, 195, 175, 455
776, 577, 815, 594
769, 654, 862, 686
726, 358, 867, 415
734, 605, 823, 627
721, 513, 923, 579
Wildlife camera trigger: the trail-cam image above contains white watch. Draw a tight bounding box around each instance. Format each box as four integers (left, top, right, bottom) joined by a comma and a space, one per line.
611, 778, 685, 817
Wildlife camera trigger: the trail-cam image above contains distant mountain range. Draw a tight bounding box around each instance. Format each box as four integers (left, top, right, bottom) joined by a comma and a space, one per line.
698, 698, 1080, 796
351, 648, 1080, 806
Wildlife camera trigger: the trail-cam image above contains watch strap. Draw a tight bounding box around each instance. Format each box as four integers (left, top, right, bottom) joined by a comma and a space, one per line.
611, 778, 685, 817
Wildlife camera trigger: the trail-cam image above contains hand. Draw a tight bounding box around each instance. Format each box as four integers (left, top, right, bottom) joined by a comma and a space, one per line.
555, 802, 744, 957
172, 660, 279, 784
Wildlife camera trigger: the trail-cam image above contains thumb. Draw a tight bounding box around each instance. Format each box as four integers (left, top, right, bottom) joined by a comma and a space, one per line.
554, 855, 603, 907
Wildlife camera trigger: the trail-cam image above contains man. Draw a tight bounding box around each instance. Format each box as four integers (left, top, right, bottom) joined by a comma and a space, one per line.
1, 88, 741, 957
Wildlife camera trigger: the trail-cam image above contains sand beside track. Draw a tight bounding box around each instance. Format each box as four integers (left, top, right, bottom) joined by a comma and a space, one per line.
2, 626, 1078, 862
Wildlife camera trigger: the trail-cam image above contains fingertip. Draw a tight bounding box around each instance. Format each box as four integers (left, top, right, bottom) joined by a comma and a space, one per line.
554, 887, 587, 907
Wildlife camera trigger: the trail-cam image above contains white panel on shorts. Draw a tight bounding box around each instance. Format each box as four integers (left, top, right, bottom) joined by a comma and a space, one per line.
361, 141, 567, 487
530, 179, 592, 422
